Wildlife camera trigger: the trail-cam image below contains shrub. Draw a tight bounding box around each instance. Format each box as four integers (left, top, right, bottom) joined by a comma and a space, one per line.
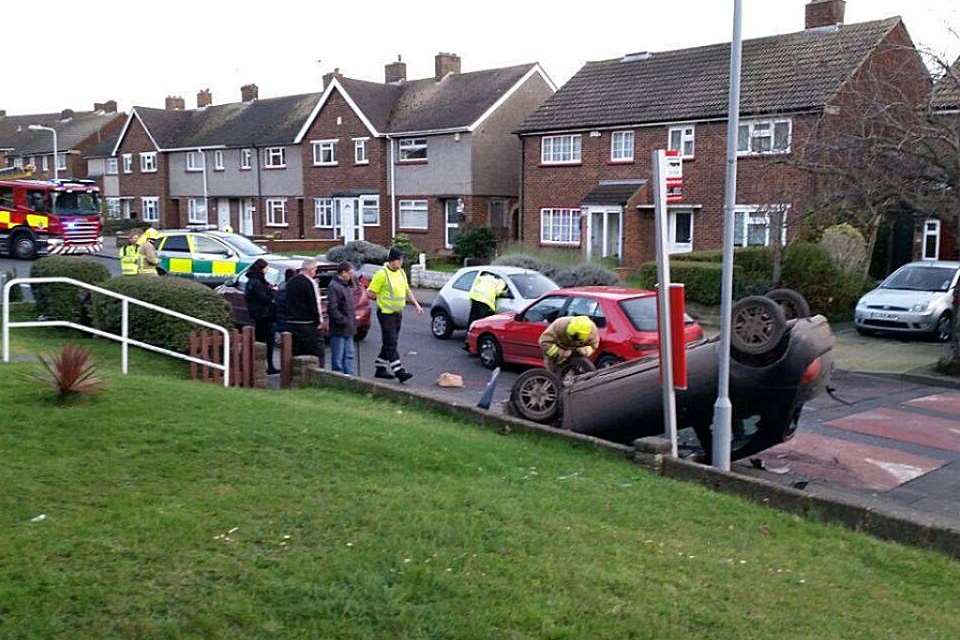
781, 241, 868, 318
102, 218, 145, 235
25, 344, 105, 400
554, 263, 619, 288
819, 224, 867, 275
392, 234, 422, 267
671, 247, 773, 280
3, 270, 23, 302
453, 226, 497, 263
92, 276, 233, 353
633, 261, 736, 306
326, 240, 390, 267
30, 257, 111, 324
492, 254, 560, 281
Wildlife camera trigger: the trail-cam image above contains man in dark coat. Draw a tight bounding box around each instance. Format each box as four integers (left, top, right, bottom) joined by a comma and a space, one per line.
284, 259, 325, 368
327, 262, 357, 375
244, 258, 279, 375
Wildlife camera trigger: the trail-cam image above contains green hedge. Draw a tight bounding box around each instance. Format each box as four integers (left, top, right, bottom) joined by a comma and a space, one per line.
91, 276, 233, 353
634, 261, 736, 306
780, 242, 871, 319
30, 257, 112, 323
671, 247, 773, 279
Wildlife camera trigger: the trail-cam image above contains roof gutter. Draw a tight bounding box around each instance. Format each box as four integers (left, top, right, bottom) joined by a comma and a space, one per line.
386, 125, 470, 138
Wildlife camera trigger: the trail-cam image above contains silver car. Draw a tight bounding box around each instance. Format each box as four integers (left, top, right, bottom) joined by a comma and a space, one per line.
855, 260, 960, 341
430, 266, 558, 339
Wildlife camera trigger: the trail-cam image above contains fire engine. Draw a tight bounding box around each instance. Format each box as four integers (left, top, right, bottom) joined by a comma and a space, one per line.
0, 178, 104, 259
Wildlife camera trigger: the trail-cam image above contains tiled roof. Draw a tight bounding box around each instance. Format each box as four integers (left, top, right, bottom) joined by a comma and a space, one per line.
933, 58, 960, 111
517, 17, 902, 133
581, 180, 647, 205
0, 110, 122, 155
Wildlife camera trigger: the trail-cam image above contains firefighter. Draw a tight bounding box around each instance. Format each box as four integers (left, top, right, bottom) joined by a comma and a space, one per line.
137, 228, 161, 275
366, 247, 423, 382
539, 315, 600, 375
120, 230, 141, 275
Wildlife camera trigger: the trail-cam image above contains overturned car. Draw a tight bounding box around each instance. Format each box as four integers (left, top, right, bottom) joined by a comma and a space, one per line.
508, 292, 834, 462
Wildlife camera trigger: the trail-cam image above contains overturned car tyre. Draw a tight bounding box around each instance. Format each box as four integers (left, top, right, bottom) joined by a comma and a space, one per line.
511, 369, 563, 424
766, 288, 811, 320
731, 296, 787, 357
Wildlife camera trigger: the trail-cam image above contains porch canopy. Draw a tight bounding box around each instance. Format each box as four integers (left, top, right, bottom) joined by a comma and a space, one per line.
581, 179, 647, 207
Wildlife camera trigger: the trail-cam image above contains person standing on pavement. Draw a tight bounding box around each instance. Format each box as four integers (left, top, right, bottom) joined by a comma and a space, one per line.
120, 230, 141, 276
137, 228, 161, 275
285, 259, 325, 368
244, 258, 280, 375
327, 261, 357, 375
366, 247, 422, 382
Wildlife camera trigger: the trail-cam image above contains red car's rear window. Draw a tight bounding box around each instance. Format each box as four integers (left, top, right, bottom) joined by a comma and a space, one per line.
619, 296, 694, 332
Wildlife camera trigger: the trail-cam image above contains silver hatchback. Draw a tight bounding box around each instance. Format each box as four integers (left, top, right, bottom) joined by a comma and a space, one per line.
855, 261, 960, 341
430, 266, 558, 339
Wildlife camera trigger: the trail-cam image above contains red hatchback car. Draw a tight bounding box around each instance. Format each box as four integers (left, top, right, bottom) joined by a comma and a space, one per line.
466, 287, 704, 369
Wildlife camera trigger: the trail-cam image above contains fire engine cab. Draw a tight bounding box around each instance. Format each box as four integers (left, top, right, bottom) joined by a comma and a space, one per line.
0, 178, 104, 259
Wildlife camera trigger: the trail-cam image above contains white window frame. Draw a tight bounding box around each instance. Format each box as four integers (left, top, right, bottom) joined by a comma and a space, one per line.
12, 157, 23, 169
140, 152, 157, 173
354, 137, 369, 165
41, 155, 49, 171
541, 134, 582, 165
737, 119, 792, 156
314, 198, 334, 228
265, 198, 288, 227
398, 138, 428, 162
610, 130, 634, 162
187, 197, 208, 224
141, 197, 160, 222
732, 205, 789, 247
122, 153, 133, 174
361, 195, 380, 226
56, 153, 68, 171
669, 209, 694, 254
185, 151, 204, 172
121, 199, 133, 219
240, 148, 253, 170
106, 157, 118, 175
540, 208, 582, 246
312, 139, 338, 166
214, 150, 224, 171
399, 199, 429, 230
105, 197, 121, 219
263, 147, 286, 169
668, 126, 696, 159
922, 219, 941, 261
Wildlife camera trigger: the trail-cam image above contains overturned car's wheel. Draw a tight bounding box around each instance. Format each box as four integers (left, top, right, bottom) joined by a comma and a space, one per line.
559, 355, 596, 386
766, 288, 810, 320
511, 369, 563, 424
731, 296, 787, 356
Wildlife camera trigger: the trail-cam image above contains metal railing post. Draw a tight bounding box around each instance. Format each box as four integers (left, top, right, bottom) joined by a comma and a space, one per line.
222, 329, 230, 388
2, 278, 11, 363
121, 298, 129, 375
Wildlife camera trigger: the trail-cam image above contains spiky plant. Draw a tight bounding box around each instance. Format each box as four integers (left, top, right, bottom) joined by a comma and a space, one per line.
29, 345, 105, 399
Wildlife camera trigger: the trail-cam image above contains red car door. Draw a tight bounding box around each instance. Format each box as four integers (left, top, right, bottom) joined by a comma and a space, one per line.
501, 294, 570, 365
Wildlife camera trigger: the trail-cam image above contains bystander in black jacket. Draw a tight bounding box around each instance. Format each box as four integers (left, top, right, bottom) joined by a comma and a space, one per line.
286, 273, 321, 324
327, 276, 357, 337
244, 269, 275, 321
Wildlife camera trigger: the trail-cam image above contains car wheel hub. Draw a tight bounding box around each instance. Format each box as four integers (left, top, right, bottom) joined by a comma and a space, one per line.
519, 376, 557, 411
480, 340, 496, 364
734, 306, 776, 346
432, 316, 447, 334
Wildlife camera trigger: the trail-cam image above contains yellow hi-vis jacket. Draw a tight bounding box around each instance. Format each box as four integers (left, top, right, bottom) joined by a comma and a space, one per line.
120, 243, 139, 275
367, 264, 409, 314
539, 316, 600, 363
468, 274, 507, 312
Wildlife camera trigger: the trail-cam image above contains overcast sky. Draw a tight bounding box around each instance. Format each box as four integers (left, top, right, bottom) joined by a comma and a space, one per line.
5, 0, 959, 115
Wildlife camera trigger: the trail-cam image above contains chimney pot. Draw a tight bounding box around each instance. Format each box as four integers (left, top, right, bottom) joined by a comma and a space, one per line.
0, 110, 6, 118
805, 0, 846, 30
94, 100, 117, 113
435, 52, 461, 81
165, 95, 185, 111
241, 84, 259, 103
197, 88, 212, 108
385, 55, 406, 84
60, 108, 75, 120
322, 68, 343, 89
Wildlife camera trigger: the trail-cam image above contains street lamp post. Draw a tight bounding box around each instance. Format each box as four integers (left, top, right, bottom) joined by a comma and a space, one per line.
28, 124, 59, 180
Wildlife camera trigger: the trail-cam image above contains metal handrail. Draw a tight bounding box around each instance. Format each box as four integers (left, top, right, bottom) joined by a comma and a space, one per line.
2, 277, 230, 387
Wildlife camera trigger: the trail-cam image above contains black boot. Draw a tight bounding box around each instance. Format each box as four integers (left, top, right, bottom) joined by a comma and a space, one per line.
396, 369, 413, 384
375, 367, 395, 380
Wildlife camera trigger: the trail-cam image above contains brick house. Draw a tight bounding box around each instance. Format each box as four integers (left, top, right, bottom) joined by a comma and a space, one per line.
295, 54, 555, 253
0, 102, 123, 182
516, 0, 929, 270
920, 58, 960, 262
110, 86, 319, 233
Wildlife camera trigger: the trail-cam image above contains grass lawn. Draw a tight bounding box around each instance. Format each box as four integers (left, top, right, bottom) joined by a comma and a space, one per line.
426, 260, 462, 274
1, 369, 959, 638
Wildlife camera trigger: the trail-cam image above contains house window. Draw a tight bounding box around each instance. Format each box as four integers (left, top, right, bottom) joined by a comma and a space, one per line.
541, 134, 582, 164
105, 197, 121, 219
214, 150, 224, 171
668, 126, 696, 159
398, 138, 427, 161
185, 151, 204, 172
56, 153, 68, 171
187, 198, 208, 224
670, 210, 694, 254
121, 199, 132, 219
312, 139, 338, 166
314, 198, 334, 228
106, 157, 118, 175
265, 198, 287, 226
141, 197, 159, 222
489, 199, 509, 229
399, 199, 429, 229
361, 195, 380, 226
264, 147, 286, 168
140, 152, 157, 173
733, 205, 789, 247
923, 219, 941, 261
738, 119, 792, 156
540, 208, 582, 245
41, 156, 49, 172
240, 148, 253, 169
122, 154, 133, 174
610, 131, 634, 162
12, 157, 23, 169
354, 138, 369, 164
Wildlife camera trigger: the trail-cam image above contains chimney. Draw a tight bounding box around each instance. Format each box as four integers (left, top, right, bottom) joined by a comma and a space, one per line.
435, 52, 461, 81
385, 55, 407, 84
241, 83, 258, 103
322, 68, 343, 89
806, 0, 846, 29
94, 100, 118, 113
0, 110, 6, 118
165, 95, 185, 111
197, 88, 212, 108
60, 108, 75, 120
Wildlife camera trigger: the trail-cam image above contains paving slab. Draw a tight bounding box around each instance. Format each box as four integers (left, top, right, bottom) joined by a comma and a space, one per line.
826, 407, 960, 454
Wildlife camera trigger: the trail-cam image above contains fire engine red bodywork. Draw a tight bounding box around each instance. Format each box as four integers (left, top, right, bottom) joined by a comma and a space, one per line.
0, 179, 103, 258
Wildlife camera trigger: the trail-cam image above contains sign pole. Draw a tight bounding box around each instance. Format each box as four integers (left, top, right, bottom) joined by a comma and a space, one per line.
712, 0, 745, 472
652, 149, 678, 458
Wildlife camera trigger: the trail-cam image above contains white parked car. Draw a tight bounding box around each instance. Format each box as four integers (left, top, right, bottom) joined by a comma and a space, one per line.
430, 266, 558, 339
855, 261, 960, 341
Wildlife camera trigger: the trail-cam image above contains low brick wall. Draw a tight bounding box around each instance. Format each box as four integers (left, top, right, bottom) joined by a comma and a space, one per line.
410, 265, 453, 289
260, 238, 342, 255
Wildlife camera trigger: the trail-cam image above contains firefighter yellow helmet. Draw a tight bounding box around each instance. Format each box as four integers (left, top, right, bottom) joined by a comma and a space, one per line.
138, 228, 160, 245
566, 316, 594, 341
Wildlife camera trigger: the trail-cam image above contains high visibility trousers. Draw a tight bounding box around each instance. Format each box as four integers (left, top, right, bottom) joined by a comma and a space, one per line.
376, 310, 404, 374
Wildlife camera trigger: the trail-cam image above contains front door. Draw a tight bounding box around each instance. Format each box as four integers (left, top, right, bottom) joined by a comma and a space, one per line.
335, 198, 364, 242
587, 208, 623, 261
240, 199, 254, 235
217, 199, 231, 231
445, 199, 462, 250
